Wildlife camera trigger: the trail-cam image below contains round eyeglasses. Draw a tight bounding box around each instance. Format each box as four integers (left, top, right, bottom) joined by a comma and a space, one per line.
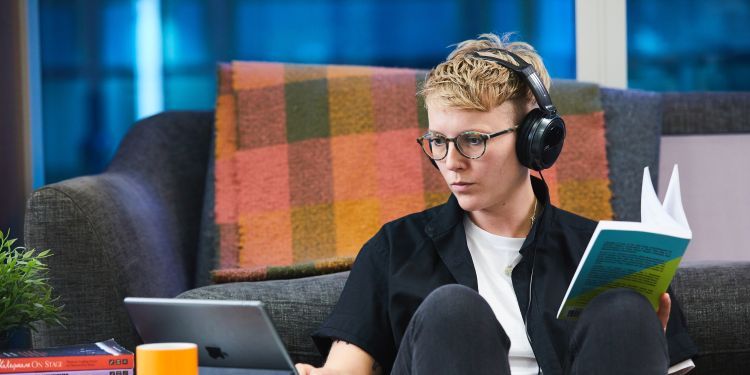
416, 126, 518, 160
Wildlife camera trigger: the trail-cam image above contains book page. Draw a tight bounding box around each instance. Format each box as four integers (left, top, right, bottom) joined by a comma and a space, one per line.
641, 166, 691, 237
662, 165, 691, 232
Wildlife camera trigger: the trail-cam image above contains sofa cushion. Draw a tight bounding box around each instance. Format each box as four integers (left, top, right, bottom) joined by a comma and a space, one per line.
671, 261, 750, 375
662, 92, 750, 135
183, 262, 750, 373
178, 271, 350, 367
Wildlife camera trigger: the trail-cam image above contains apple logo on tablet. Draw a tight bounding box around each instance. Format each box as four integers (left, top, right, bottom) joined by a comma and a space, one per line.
206, 346, 228, 359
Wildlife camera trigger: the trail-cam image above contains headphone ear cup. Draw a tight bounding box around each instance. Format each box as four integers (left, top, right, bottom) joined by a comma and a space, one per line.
515, 108, 543, 170
515, 109, 566, 171
536, 116, 565, 170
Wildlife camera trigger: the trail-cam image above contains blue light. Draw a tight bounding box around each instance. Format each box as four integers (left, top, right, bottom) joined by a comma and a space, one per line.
135, 0, 164, 119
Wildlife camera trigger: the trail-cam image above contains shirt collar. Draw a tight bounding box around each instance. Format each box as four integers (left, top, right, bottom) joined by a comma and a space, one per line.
424, 176, 552, 289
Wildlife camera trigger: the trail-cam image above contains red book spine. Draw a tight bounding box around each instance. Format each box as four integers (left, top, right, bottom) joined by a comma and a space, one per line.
0, 354, 133, 373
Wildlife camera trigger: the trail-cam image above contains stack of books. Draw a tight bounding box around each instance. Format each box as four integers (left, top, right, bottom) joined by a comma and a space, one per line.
0, 339, 133, 374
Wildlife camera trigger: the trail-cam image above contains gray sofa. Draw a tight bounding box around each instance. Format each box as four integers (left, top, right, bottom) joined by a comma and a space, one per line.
25, 83, 750, 374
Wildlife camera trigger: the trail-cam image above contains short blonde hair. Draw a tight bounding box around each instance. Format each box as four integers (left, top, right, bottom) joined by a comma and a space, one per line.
419, 33, 551, 111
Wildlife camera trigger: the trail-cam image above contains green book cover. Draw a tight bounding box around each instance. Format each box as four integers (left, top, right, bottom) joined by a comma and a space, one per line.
558, 165, 691, 320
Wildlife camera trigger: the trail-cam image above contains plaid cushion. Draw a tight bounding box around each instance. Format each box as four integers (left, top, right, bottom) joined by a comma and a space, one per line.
211, 62, 612, 283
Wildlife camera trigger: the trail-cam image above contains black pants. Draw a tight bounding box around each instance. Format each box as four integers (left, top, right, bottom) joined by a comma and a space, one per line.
391, 284, 669, 375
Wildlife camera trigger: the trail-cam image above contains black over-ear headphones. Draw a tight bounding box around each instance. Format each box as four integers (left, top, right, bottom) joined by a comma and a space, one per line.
457, 48, 566, 171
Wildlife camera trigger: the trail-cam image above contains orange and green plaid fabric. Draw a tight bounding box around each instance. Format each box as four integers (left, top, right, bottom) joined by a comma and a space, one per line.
212, 62, 612, 283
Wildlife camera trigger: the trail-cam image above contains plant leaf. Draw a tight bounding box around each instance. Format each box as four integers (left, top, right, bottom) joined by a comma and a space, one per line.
0, 238, 65, 330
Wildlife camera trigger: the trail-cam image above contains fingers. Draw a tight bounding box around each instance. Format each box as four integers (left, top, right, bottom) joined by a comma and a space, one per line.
295, 363, 339, 375
295, 363, 315, 375
656, 292, 671, 333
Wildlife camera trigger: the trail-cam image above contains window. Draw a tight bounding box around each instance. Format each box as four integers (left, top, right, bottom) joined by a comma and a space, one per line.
39, 0, 576, 183
628, 0, 750, 91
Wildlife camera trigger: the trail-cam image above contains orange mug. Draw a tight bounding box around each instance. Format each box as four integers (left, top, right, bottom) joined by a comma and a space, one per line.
136, 342, 198, 375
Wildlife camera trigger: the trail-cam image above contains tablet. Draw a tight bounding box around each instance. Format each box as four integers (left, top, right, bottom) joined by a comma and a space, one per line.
124, 297, 298, 375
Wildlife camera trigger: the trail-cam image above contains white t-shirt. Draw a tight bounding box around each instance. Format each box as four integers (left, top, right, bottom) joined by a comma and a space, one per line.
464, 215, 540, 375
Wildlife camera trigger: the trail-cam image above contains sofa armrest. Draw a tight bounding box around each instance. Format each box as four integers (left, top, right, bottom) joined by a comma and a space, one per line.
177, 271, 349, 366
24, 111, 213, 350
25, 174, 195, 349
672, 261, 750, 375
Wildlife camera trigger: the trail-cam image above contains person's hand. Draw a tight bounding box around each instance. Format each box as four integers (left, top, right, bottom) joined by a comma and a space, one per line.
296, 340, 377, 375
656, 292, 671, 333
295, 363, 341, 375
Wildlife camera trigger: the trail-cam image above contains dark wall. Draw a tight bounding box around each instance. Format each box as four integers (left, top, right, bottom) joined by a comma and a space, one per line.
0, 0, 28, 238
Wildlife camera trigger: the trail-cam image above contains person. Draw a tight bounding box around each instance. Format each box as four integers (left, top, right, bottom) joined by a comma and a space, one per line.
295, 33, 698, 375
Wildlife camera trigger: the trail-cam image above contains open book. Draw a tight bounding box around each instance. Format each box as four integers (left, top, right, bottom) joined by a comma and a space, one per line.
557, 165, 691, 320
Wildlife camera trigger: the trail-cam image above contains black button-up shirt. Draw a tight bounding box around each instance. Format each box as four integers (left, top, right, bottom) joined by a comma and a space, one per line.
313, 177, 698, 374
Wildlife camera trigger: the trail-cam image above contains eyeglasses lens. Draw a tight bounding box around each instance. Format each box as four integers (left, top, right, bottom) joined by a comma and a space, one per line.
420, 133, 486, 160
457, 133, 485, 158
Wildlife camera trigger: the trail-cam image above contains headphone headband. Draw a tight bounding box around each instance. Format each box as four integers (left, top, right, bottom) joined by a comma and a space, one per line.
470, 48, 557, 116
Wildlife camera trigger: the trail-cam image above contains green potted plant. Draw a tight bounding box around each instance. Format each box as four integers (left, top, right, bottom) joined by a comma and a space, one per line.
0, 229, 65, 350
